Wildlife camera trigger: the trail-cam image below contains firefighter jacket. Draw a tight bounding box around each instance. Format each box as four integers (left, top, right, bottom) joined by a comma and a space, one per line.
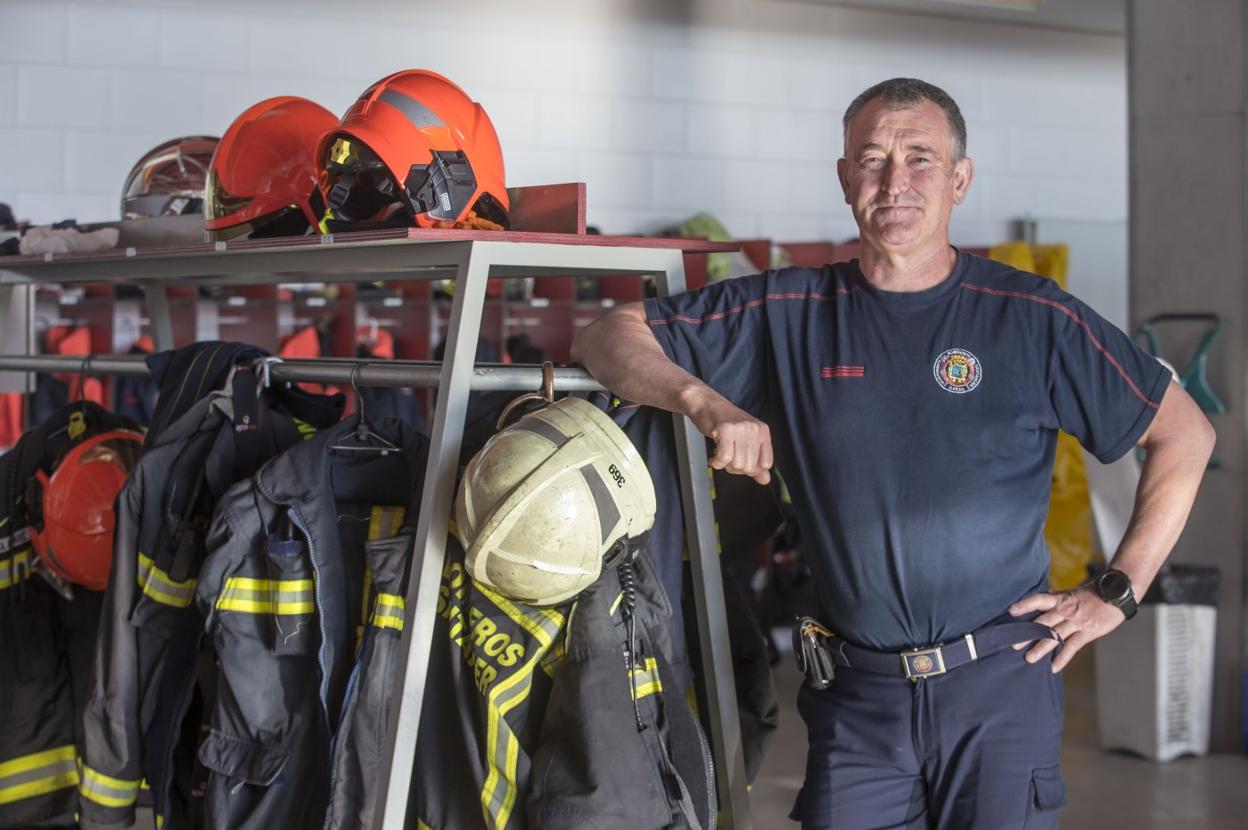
0, 402, 140, 828
80, 376, 344, 830
604, 398, 779, 781
193, 414, 428, 829
413, 531, 716, 830
142, 341, 269, 449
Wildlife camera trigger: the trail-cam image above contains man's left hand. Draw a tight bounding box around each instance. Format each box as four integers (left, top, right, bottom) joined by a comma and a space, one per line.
1008, 585, 1126, 672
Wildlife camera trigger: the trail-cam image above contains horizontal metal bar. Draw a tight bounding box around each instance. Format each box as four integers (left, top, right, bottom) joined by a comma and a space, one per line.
0, 354, 607, 393
0, 238, 682, 286
0, 355, 152, 377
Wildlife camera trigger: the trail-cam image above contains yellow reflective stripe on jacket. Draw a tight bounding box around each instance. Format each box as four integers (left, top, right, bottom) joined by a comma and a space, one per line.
79, 763, 140, 808
0, 526, 32, 591
136, 553, 197, 608
216, 577, 314, 615
630, 657, 662, 701
371, 592, 405, 631
368, 505, 406, 541
480, 645, 546, 829
476, 583, 564, 649
0, 745, 78, 807
291, 417, 318, 440
0, 549, 30, 591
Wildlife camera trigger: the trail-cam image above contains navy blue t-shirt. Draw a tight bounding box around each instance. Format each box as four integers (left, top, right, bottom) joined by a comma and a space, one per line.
644, 251, 1171, 651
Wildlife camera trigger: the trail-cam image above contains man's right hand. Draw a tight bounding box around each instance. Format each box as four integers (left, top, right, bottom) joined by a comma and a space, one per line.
685, 391, 773, 486
572, 301, 773, 485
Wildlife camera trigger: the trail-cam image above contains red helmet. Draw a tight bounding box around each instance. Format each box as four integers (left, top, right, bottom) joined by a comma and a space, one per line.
30, 430, 142, 591
204, 97, 339, 241
121, 136, 219, 219
318, 70, 509, 230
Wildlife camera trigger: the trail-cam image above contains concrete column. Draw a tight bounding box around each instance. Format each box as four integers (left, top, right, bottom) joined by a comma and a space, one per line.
1129, 0, 1245, 751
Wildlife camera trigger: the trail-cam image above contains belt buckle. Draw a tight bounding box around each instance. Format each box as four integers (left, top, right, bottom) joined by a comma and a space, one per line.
901, 645, 946, 681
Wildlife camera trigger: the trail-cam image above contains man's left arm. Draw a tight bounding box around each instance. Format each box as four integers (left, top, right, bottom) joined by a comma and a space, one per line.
1010, 380, 1215, 671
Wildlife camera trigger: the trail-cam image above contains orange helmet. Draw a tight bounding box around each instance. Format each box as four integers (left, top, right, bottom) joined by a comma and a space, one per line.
121, 136, 219, 219
318, 70, 509, 230
30, 430, 142, 591
204, 97, 339, 241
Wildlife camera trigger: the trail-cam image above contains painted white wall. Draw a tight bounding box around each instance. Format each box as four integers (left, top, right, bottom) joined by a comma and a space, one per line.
0, 0, 1127, 248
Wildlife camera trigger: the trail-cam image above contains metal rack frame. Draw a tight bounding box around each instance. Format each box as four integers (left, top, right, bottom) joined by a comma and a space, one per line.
0, 232, 753, 830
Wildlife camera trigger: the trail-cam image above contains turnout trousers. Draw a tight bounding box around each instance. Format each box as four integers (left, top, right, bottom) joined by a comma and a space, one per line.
791, 647, 1067, 829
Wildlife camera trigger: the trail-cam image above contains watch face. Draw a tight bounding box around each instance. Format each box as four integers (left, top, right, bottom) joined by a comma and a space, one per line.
1099, 570, 1131, 602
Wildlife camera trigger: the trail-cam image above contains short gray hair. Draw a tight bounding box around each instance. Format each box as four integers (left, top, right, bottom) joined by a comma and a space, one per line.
842, 77, 967, 160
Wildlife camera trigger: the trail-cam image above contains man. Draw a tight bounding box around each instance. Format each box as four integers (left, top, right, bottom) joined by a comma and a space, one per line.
572, 78, 1214, 828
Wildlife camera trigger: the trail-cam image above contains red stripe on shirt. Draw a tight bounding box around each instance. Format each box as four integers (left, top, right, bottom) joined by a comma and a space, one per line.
960, 282, 1160, 410
647, 287, 854, 327
821, 365, 865, 378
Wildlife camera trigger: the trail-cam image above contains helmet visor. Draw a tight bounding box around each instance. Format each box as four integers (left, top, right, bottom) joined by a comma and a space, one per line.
122, 139, 215, 218
122, 193, 203, 220
320, 135, 406, 224
203, 168, 253, 223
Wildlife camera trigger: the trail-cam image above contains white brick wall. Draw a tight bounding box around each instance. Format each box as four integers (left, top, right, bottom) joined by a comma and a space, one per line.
0, 0, 1128, 251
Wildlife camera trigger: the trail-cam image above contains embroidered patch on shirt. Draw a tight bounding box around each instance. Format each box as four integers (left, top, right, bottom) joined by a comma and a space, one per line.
933, 349, 982, 393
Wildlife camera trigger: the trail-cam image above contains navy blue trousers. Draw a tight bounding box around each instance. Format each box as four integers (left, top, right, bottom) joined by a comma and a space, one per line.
791, 647, 1067, 829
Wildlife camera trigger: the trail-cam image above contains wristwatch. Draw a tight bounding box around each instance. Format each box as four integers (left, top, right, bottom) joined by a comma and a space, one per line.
1094, 568, 1138, 620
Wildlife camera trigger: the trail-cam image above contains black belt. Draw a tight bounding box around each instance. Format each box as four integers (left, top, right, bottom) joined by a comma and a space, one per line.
827, 621, 1057, 682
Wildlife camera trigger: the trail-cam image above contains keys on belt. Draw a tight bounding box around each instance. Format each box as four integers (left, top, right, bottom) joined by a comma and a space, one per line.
793, 616, 837, 690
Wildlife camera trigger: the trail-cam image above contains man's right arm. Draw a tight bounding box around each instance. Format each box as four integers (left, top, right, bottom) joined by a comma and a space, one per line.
571, 302, 774, 485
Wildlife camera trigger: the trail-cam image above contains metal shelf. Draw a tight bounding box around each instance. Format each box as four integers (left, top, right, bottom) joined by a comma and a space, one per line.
0, 231, 752, 830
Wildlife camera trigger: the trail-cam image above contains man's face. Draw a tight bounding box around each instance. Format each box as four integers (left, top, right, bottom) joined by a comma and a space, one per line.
837, 98, 972, 254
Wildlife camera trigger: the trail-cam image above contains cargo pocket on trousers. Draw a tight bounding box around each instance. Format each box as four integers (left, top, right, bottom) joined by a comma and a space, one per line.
198, 728, 289, 792
1024, 765, 1067, 828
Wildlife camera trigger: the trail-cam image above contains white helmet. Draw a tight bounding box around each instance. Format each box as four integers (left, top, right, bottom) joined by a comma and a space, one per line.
454, 396, 656, 606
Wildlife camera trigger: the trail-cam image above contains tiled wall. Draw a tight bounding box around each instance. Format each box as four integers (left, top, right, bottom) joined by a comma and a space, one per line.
0, 0, 1127, 248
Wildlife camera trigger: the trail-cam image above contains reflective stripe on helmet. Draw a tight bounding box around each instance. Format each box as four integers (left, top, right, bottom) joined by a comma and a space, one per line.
136, 553, 196, 608
79, 764, 140, 809
514, 418, 568, 448
377, 89, 445, 130
0, 745, 78, 807
216, 577, 314, 615
578, 464, 621, 545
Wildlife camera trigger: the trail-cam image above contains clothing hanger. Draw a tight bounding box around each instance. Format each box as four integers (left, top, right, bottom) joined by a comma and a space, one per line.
329, 362, 399, 456
42, 355, 93, 443
251, 356, 285, 394
77, 354, 92, 404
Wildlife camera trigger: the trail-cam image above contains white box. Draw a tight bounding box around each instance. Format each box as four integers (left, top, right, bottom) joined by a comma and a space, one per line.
1095, 602, 1217, 761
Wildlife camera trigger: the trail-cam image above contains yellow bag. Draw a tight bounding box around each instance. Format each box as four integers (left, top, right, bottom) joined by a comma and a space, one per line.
987, 242, 1091, 590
